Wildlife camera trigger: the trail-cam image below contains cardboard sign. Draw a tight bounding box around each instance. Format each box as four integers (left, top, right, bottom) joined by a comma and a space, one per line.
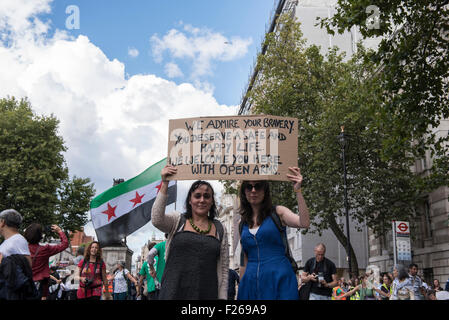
167, 115, 298, 181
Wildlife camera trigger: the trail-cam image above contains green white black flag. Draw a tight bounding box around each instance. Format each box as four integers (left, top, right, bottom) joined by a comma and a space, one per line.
90, 158, 176, 246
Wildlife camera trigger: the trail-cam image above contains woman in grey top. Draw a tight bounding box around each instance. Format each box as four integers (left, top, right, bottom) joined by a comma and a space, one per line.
390, 264, 414, 300
151, 164, 229, 300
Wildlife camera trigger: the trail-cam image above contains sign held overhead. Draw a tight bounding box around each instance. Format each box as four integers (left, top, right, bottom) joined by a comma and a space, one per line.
167, 115, 298, 181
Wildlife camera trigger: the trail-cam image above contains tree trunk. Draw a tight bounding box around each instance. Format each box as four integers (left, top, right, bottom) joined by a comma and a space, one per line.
327, 214, 359, 278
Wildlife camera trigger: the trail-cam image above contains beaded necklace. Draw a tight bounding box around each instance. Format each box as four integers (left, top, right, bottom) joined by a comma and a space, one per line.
189, 218, 212, 234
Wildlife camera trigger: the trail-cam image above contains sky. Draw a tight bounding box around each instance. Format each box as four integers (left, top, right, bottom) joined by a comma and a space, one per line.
0, 0, 277, 262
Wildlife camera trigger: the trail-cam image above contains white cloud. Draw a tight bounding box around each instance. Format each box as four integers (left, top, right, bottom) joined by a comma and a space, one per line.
128, 46, 139, 58
0, 2, 238, 262
164, 62, 183, 78
151, 22, 252, 79
0, 0, 52, 37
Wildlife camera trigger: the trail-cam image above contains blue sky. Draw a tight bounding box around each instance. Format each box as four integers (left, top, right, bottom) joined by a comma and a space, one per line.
41, 0, 276, 106
0, 0, 278, 261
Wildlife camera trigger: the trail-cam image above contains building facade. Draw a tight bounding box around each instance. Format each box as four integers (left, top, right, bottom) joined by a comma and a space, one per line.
135, 233, 164, 275
368, 120, 449, 284
217, 193, 240, 270
237, 0, 449, 282
69, 230, 94, 256
237, 0, 378, 277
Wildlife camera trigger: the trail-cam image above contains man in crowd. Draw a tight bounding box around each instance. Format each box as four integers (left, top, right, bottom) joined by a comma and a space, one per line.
0, 209, 38, 299
0, 209, 31, 266
138, 241, 157, 300
147, 234, 168, 300
408, 263, 426, 300
301, 243, 338, 300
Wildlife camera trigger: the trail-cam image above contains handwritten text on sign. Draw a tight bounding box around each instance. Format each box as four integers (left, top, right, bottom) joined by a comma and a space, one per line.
167, 115, 298, 181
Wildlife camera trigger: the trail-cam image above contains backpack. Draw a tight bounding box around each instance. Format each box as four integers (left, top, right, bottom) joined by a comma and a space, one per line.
238, 206, 299, 274
0, 254, 40, 300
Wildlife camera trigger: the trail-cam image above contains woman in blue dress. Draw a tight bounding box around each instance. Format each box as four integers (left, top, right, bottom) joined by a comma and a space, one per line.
237, 167, 310, 300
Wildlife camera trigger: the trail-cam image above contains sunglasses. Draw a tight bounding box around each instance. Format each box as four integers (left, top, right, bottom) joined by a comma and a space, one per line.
244, 182, 264, 192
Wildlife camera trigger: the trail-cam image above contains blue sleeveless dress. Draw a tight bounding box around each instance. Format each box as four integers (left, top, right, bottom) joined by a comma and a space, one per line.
237, 216, 299, 300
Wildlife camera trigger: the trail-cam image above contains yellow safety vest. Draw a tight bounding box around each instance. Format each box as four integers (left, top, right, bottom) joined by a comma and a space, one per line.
349, 286, 360, 300
381, 283, 392, 298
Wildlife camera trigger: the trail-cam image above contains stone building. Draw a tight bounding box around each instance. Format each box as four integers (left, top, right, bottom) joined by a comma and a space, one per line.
368, 120, 449, 284
135, 233, 164, 274
236, 0, 377, 277
217, 193, 240, 270
237, 0, 449, 281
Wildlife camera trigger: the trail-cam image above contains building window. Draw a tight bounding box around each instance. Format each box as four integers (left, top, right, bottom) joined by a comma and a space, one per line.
423, 200, 433, 239
423, 268, 434, 286
421, 158, 427, 171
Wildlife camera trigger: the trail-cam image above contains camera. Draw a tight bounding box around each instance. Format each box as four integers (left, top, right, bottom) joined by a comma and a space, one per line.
317, 272, 324, 287
84, 278, 94, 287
43, 225, 52, 234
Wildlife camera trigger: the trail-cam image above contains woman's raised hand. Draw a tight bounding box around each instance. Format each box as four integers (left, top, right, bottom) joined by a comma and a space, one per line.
51, 225, 62, 233
161, 164, 177, 182
286, 167, 303, 189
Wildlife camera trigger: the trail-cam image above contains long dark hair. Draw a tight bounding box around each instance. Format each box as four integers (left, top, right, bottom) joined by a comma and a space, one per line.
239, 180, 273, 228
24, 223, 43, 244
184, 180, 217, 220
84, 241, 103, 263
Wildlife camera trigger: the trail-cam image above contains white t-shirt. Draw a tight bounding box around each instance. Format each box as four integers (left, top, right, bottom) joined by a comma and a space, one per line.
249, 226, 260, 235
0, 233, 30, 258
113, 269, 130, 293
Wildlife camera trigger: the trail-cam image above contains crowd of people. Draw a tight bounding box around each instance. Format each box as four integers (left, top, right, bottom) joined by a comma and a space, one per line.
1, 164, 449, 300
298, 244, 449, 301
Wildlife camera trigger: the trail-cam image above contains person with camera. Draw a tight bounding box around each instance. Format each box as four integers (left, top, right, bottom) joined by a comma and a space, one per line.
301, 243, 337, 300
76, 241, 111, 300
24, 223, 68, 300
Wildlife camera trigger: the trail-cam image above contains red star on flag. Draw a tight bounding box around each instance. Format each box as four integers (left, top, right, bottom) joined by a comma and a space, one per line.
101, 203, 117, 222
130, 191, 145, 208
155, 180, 163, 193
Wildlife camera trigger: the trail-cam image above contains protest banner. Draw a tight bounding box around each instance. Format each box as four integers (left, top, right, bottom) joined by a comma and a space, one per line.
167, 114, 298, 181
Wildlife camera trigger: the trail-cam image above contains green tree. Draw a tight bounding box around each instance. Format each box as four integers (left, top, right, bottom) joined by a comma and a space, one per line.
0, 97, 95, 237
319, 0, 449, 172
240, 15, 434, 276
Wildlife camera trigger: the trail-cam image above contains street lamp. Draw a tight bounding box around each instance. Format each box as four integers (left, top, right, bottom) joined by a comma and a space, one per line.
337, 126, 352, 278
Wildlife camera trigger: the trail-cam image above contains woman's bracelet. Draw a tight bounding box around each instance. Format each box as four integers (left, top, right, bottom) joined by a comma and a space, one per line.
294, 187, 302, 193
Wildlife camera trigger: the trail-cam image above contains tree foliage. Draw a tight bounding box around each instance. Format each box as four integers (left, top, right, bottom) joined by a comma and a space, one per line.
319, 0, 449, 168
0, 97, 95, 237
240, 14, 445, 274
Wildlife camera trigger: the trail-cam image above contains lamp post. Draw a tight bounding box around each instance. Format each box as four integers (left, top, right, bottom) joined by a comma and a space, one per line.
337, 126, 352, 278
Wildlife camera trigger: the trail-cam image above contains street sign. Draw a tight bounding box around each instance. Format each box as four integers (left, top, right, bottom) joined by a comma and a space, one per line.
395, 221, 410, 234
392, 221, 412, 264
